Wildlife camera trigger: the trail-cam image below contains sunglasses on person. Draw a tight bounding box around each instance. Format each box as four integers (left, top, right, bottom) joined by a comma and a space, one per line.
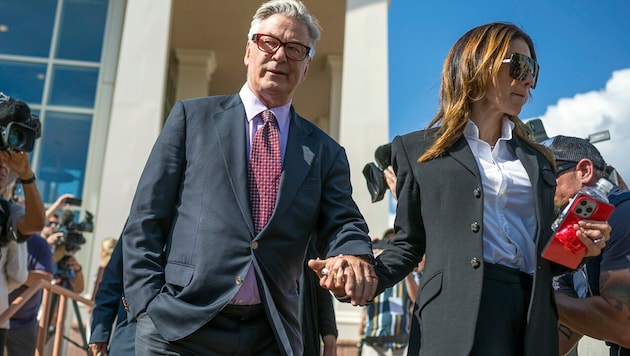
502, 53, 540, 89
251, 33, 312, 61
555, 161, 577, 177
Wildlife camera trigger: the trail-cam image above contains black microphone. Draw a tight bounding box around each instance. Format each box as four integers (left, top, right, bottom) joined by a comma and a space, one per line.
58, 209, 75, 226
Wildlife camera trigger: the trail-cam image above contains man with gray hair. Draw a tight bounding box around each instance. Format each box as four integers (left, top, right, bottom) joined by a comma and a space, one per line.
122, 1, 376, 354
543, 135, 630, 355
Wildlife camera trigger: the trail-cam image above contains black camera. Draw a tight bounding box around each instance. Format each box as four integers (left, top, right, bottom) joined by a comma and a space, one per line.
0, 92, 41, 152
362, 143, 392, 203
54, 209, 93, 254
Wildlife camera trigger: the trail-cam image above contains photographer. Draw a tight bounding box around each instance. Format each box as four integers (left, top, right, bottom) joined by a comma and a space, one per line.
0, 152, 45, 239
50, 209, 88, 293
0, 93, 46, 239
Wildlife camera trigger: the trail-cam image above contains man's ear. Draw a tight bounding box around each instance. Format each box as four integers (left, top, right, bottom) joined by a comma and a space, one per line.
300, 58, 311, 82
244, 41, 251, 66
576, 158, 596, 184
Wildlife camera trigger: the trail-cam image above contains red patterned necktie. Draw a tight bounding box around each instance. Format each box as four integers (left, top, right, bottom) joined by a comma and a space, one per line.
249, 110, 281, 234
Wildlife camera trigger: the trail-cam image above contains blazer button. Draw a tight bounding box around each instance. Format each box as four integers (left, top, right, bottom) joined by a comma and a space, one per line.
470, 257, 481, 268
251, 241, 259, 250
473, 188, 481, 198
236, 277, 243, 285
470, 222, 480, 233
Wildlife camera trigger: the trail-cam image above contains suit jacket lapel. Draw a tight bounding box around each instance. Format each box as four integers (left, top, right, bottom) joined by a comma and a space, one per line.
448, 135, 481, 178
213, 95, 255, 236
270, 109, 316, 225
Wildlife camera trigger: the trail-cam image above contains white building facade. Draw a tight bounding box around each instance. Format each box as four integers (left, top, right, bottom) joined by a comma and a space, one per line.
1, 0, 391, 345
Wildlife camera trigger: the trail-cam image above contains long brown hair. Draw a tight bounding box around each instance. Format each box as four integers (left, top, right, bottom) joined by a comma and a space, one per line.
419, 22, 553, 164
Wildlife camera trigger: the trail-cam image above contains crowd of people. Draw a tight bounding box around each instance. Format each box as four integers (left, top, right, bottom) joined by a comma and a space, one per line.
0, 0, 628, 356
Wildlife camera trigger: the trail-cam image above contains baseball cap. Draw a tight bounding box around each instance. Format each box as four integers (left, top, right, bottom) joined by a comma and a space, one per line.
542, 135, 607, 172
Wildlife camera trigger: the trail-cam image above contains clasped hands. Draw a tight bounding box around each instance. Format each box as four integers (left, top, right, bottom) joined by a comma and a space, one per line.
308, 255, 378, 306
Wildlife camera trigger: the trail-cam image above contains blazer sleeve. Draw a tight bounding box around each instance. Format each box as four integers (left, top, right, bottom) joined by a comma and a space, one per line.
90, 239, 124, 344
122, 100, 187, 318
317, 146, 373, 258
374, 135, 425, 293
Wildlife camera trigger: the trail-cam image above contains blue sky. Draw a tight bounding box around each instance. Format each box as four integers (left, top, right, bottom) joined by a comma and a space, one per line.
388, 0, 630, 180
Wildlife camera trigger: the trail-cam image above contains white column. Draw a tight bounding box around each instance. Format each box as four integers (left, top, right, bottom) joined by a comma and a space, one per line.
174, 48, 217, 100
336, 0, 390, 342
326, 54, 343, 140
339, 0, 390, 237
93, 0, 173, 243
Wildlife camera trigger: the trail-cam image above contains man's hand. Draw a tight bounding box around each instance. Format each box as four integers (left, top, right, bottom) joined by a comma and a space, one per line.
575, 220, 611, 257
0, 150, 33, 179
308, 255, 378, 306
88, 342, 108, 356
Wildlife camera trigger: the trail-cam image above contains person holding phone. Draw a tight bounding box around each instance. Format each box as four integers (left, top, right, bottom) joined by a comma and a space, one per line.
314, 22, 611, 355
544, 135, 630, 355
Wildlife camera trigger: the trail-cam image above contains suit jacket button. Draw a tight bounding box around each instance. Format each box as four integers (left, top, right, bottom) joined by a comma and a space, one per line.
470, 257, 481, 268
473, 188, 481, 198
236, 277, 243, 285
470, 222, 480, 233
251, 241, 258, 249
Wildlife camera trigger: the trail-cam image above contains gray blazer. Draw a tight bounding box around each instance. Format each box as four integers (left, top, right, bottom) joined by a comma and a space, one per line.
375, 128, 564, 355
122, 94, 372, 355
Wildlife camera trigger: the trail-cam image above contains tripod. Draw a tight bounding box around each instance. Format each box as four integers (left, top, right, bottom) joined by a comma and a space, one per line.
45, 261, 90, 355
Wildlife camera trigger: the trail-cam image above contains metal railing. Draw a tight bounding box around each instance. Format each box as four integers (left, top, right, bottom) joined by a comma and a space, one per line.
0, 279, 94, 356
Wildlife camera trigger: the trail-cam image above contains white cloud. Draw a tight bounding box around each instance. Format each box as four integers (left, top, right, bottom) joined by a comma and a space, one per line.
538, 68, 630, 183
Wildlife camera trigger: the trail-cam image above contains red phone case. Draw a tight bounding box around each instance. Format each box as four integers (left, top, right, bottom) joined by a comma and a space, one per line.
542, 193, 615, 269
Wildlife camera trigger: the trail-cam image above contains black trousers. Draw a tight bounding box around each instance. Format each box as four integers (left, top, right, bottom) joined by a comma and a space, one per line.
471, 263, 533, 356
135, 305, 281, 355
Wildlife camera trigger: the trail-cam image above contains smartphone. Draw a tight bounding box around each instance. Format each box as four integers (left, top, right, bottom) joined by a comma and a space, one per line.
65, 197, 82, 206
542, 193, 615, 269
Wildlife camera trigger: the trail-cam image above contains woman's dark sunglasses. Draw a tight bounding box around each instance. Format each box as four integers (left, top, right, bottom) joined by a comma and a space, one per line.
502, 53, 540, 89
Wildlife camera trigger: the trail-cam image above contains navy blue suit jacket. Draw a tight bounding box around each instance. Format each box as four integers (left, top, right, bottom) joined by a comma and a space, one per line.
90, 239, 135, 355
122, 94, 372, 355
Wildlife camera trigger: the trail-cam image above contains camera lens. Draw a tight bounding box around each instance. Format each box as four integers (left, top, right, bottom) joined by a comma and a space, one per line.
8, 130, 25, 147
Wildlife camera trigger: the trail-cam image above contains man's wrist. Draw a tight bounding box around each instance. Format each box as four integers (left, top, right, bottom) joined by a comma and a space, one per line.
19, 174, 36, 185
356, 254, 375, 265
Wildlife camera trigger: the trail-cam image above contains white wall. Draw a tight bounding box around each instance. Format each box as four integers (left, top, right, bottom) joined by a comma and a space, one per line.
89, 0, 173, 272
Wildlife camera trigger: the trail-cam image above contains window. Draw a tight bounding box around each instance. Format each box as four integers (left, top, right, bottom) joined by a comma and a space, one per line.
0, 0, 109, 202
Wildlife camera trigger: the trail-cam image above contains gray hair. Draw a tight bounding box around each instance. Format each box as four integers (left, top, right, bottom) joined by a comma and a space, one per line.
247, 0, 321, 57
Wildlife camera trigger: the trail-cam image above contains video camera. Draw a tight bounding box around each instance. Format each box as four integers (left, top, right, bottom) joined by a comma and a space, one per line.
52, 209, 93, 263
362, 143, 392, 203
52, 209, 94, 281
0, 92, 41, 152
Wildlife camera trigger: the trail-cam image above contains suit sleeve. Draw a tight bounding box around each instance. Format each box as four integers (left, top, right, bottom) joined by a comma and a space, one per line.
317, 147, 373, 257
374, 135, 424, 293
122, 101, 187, 318
90, 239, 124, 344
